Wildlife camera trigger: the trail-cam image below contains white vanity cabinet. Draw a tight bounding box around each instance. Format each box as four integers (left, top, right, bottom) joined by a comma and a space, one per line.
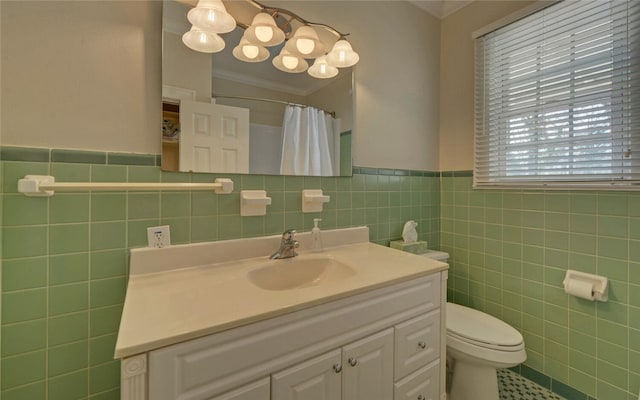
121, 272, 446, 400
211, 378, 271, 400
272, 349, 342, 400
394, 312, 441, 379
341, 328, 395, 400
394, 362, 440, 400
272, 329, 394, 400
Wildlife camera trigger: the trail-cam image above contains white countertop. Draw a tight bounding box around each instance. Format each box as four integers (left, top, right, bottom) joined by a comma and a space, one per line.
114, 227, 447, 358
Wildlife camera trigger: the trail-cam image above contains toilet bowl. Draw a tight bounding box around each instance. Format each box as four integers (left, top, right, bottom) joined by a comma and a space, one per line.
420, 251, 526, 400
446, 302, 526, 400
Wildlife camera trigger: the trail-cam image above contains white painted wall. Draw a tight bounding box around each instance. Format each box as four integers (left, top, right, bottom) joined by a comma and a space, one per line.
163, 32, 212, 103
279, 1, 440, 171
212, 78, 303, 127
1, 1, 162, 154
249, 123, 282, 175
306, 73, 353, 133
0, 1, 440, 172
439, 1, 536, 171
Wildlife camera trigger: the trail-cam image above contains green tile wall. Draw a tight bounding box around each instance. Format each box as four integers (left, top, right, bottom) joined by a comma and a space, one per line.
4, 148, 626, 400
0, 150, 440, 399
442, 175, 640, 400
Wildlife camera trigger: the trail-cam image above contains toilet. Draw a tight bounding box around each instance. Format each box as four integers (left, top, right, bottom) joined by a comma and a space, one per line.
421, 251, 527, 400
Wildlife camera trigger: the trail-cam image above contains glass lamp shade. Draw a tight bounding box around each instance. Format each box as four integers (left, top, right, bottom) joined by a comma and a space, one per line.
326, 39, 359, 68
232, 39, 269, 62
244, 13, 285, 47
187, 0, 236, 34
308, 56, 339, 79
182, 26, 225, 53
272, 49, 308, 73
283, 26, 325, 58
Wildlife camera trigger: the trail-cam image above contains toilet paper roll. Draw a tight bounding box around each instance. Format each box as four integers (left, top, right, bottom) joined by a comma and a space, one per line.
564, 279, 595, 301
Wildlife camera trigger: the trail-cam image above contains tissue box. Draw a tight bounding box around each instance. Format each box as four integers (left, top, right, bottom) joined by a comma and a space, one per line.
390, 240, 428, 254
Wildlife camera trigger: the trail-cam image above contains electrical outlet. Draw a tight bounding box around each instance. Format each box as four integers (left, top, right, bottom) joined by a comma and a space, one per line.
147, 225, 171, 248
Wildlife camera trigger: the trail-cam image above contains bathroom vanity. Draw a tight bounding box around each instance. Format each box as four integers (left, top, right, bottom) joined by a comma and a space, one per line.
115, 227, 448, 400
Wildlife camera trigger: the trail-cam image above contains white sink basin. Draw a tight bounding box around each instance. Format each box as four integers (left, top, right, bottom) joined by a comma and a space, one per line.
247, 256, 357, 291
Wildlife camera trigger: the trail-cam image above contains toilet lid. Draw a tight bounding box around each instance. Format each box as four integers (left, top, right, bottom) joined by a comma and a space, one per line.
446, 302, 523, 347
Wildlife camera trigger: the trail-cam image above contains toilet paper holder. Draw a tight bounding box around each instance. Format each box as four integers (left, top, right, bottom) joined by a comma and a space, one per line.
562, 269, 608, 302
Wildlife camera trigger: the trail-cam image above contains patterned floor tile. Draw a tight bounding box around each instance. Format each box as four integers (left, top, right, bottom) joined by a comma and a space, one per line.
498, 369, 566, 400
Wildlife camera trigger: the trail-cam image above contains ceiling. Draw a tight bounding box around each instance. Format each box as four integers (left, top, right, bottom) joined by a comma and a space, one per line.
176, 0, 476, 22
408, 0, 475, 19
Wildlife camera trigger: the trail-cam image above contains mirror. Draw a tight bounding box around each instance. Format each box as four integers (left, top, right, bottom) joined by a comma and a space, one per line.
161, 0, 354, 176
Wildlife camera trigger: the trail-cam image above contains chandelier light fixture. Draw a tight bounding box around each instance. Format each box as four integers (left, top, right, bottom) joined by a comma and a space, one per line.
232, 35, 270, 62
326, 39, 359, 68
308, 55, 338, 79
182, 25, 226, 53
272, 49, 309, 73
283, 25, 325, 59
186, 0, 236, 34
181, 0, 359, 79
244, 12, 285, 46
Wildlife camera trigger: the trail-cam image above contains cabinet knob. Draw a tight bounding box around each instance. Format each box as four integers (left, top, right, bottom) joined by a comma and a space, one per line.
333, 363, 342, 373
347, 357, 358, 367
418, 341, 427, 349
417, 395, 425, 400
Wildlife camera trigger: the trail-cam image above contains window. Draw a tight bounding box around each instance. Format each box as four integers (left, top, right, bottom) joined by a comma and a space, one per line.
474, 0, 639, 189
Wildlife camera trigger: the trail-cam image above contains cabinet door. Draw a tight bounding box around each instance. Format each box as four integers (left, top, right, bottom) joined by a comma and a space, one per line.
342, 328, 394, 400
210, 378, 270, 400
272, 349, 342, 400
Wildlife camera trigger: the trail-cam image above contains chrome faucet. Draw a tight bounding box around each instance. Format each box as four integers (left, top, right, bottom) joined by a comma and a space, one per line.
270, 229, 300, 259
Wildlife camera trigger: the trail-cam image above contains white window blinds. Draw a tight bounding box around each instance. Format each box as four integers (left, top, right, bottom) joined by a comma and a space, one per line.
474, 0, 640, 189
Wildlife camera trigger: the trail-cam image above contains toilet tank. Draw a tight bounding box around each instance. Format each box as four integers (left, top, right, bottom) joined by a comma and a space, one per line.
420, 250, 449, 263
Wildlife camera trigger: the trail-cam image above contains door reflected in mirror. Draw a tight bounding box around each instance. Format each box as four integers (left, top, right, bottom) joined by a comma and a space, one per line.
161, 0, 353, 176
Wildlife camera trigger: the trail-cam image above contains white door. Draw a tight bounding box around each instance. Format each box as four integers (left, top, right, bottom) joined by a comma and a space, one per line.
180, 100, 250, 173
342, 329, 394, 400
271, 349, 342, 400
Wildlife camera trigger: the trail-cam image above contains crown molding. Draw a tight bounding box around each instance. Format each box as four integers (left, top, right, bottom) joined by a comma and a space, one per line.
409, 0, 476, 19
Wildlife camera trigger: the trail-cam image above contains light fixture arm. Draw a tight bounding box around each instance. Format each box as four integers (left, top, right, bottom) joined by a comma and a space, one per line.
184, 0, 359, 75
246, 0, 350, 40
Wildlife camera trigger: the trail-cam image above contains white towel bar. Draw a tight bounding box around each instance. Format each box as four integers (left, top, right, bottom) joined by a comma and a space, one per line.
18, 175, 234, 196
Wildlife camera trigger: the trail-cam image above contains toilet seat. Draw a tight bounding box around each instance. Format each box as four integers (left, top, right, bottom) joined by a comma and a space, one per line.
446, 302, 523, 348
447, 331, 525, 352
446, 331, 526, 367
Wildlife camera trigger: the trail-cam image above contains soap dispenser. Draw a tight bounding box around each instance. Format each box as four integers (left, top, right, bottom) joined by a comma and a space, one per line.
311, 218, 323, 252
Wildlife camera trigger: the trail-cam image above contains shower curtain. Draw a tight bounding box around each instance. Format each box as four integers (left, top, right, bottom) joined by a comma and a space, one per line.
280, 105, 334, 176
